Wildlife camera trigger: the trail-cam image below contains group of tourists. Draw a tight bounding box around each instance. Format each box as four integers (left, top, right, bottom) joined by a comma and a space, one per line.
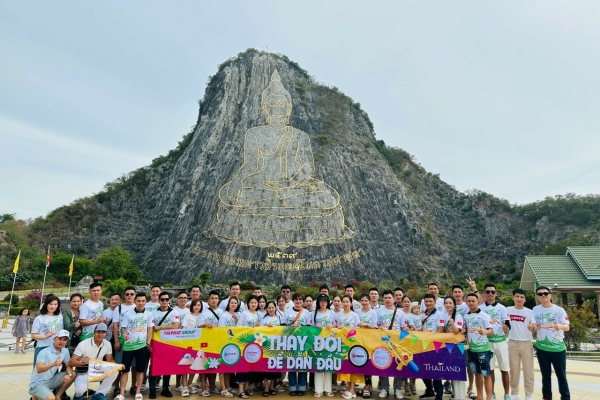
25, 280, 571, 400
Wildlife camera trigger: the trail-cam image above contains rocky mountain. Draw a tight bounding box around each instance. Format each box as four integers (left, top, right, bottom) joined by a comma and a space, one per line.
21, 49, 600, 285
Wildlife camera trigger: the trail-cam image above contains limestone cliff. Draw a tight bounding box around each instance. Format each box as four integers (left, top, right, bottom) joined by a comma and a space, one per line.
25, 50, 585, 284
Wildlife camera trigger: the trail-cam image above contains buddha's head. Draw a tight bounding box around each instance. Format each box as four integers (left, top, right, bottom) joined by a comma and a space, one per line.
262, 69, 292, 125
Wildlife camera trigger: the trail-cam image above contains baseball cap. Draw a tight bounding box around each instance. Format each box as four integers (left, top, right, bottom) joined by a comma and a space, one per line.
56, 329, 70, 338
95, 323, 108, 332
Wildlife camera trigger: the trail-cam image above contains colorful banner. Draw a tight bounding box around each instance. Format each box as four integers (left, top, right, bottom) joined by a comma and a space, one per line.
151, 326, 466, 380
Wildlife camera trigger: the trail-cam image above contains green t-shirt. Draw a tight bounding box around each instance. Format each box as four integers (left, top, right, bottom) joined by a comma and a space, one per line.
120, 309, 155, 351
480, 301, 509, 343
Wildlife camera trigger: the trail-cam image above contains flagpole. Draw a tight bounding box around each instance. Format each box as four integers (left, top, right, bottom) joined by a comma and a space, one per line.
40, 245, 50, 308
67, 254, 74, 298
8, 250, 20, 317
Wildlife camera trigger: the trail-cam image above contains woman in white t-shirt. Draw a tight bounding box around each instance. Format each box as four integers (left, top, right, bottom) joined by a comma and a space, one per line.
218, 297, 240, 398
237, 296, 260, 398
355, 294, 378, 398
313, 294, 334, 398
31, 294, 63, 366
443, 296, 465, 400
182, 299, 204, 397
261, 301, 281, 396
339, 295, 362, 399
257, 295, 268, 319
283, 292, 312, 396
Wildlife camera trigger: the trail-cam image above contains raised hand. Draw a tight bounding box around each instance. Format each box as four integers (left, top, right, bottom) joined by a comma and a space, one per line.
54, 356, 62, 367
466, 277, 478, 292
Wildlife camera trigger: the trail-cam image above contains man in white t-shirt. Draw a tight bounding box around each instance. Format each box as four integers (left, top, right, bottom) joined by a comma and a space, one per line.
218, 282, 248, 312
149, 291, 180, 398
199, 290, 223, 394
369, 287, 381, 309
79, 283, 107, 341
480, 283, 510, 400
186, 285, 209, 310
145, 285, 162, 313
532, 286, 570, 400
281, 285, 295, 310
113, 286, 137, 395
116, 293, 154, 400
506, 288, 535, 400
70, 323, 119, 400
419, 283, 444, 313
377, 290, 405, 399
103, 293, 121, 343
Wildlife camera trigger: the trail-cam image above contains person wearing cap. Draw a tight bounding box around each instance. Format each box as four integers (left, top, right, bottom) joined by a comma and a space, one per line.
70, 323, 120, 400
29, 330, 75, 400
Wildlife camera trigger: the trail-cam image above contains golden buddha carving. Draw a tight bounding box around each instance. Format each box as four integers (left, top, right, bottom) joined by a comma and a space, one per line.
204, 70, 355, 248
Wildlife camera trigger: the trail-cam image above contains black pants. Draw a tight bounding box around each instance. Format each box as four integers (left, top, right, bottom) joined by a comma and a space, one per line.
422, 379, 443, 397
537, 348, 570, 400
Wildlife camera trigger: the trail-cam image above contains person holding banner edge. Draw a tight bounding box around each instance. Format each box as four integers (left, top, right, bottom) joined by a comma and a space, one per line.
70, 323, 121, 400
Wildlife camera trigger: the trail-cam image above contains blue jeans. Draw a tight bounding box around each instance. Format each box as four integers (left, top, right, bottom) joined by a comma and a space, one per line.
537, 348, 570, 400
467, 350, 492, 377
288, 372, 307, 392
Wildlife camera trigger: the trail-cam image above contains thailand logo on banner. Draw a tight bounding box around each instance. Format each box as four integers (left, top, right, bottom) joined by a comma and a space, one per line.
151, 326, 466, 380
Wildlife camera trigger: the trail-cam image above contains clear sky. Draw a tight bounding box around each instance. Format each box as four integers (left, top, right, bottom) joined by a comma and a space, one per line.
1, 1, 599, 220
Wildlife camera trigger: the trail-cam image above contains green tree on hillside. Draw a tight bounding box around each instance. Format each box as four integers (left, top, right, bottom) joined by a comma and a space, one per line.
94, 246, 141, 283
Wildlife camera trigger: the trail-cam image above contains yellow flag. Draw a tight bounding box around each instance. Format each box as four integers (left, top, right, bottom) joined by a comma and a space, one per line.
13, 250, 20, 273
68, 254, 74, 276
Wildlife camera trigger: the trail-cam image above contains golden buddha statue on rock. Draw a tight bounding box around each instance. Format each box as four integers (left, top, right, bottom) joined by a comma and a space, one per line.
204, 70, 355, 248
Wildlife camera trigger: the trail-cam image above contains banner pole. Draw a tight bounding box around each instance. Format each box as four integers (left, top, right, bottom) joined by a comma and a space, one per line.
8, 270, 17, 317
40, 245, 50, 308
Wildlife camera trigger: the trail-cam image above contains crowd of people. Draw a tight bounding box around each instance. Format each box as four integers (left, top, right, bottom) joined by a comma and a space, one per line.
24, 280, 571, 400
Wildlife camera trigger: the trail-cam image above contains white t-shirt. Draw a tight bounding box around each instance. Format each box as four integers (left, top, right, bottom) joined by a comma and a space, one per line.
238, 310, 260, 327
218, 298, 247, 312
145, 301, 160, 313
420, 298, 445, 314
331, 310, 344, 327
114, 304, 136, 340
464, 309, 492, 352
533, 304, 569, 352
218, 312, 239, 327
506, 306, 534, 341
442, 311, 464, 333
284, 308, 312, 326
456, 303, 469, 319
261, 314, 282, 326
73, 337, 113, 360
103, 308, 116, 341
199, 308, 223, 326
152, 308, 180, 328
182, 313, 201, 329
79, 299, 105, 340
408, 313, 422, 330
377, 307, 405, 330
421, 309, 445, 332
338, 311, 360, 328
175, 306, 190, 322
314, 310, 333, 327
355, 308, 378, 327
120, 309, 154, 351
480, 301, 509, 343
31, 314, 63, 347
285, 300, 295, 311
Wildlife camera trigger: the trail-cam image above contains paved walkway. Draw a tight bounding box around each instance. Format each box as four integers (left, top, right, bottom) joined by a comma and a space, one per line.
2, 320, 599, 400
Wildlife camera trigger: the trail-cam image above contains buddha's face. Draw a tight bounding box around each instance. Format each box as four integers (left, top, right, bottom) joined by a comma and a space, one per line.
263, 94, 291, 124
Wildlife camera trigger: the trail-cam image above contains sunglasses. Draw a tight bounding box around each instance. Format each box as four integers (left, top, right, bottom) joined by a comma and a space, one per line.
485, 290, 496, 295
160, 298, 170, 301
536, 292, 551, 297
282, 290, 291, 293
125, 293, 135, 296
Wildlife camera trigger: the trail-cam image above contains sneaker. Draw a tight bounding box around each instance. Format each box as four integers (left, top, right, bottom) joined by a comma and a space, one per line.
115, 396, 125, 400
182, 387, 190, 397
404, 389, 410, 397
140, 384, 148, 392
491, 395, 496, 400
161, 388, 174, 398
394, 390, 403, 399
503, 396, 511, 400
378, 390, 388, 398
418, 392, 435, 399
213, 387, 221, 394
190, 386, 198, 394
175, 386, 183, 392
